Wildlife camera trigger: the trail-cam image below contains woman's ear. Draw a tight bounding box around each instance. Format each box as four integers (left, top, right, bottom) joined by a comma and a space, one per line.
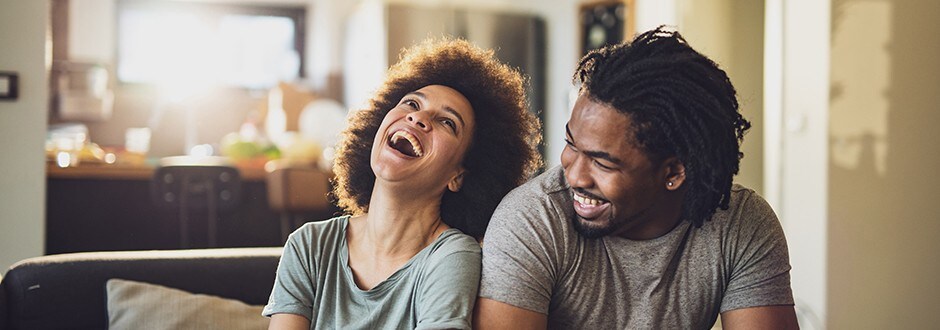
662, 157, 686, 191
448, 170, 466, 192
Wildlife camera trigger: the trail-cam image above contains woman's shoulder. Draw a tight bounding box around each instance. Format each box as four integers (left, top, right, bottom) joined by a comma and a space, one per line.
427, 229, 482, 257
286, 215, 351, 248
418, 229, 482, 277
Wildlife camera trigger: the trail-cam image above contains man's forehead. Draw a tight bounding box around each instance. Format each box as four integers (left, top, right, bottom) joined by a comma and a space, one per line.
568, 97, 646, 158
570, 98, 633, 134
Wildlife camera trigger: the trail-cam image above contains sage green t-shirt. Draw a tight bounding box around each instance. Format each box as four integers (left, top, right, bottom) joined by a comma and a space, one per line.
263, 215, 482, 329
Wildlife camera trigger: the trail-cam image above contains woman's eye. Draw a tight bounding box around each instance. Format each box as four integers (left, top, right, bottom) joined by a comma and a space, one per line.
442, 119, 456, 131
403, 100, 418, 109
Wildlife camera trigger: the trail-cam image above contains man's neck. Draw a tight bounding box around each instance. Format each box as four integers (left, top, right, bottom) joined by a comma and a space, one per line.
612, 193, 686, 240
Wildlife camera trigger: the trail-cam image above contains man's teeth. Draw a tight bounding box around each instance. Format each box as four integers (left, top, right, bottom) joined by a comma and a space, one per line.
391, 131, 424, 157
574, 193, 605, 206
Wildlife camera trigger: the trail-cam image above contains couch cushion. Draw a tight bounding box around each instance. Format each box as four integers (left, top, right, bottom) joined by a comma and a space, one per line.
107, 279, 268, 329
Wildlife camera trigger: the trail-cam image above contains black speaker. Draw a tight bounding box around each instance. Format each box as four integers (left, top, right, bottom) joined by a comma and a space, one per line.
151, 157, 242, 248
580, 1, 633, 57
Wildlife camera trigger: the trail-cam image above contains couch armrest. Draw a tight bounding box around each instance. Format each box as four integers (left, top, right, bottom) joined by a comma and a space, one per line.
1, 273, 7, 330
1, 247, 282, 330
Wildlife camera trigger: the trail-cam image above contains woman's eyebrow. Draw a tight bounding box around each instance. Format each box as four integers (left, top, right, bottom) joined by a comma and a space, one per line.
442, 106, 466, 128
406, 91, 426, 99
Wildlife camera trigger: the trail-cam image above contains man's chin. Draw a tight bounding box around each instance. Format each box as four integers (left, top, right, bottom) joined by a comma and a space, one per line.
571, 215, 614, 239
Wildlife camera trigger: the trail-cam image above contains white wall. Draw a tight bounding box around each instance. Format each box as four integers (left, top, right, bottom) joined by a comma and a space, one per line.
827, 0, 940, 328
766, 0, 831, 327
530, 0, 579, 167
69, 0, 115, 63
0, 0, 49, 273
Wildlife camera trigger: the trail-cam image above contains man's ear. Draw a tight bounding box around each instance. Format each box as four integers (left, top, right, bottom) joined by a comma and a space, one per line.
662, 157, 686, 191
448, 170, 466, 193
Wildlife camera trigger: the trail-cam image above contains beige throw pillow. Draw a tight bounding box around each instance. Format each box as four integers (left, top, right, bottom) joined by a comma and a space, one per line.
106, 279, 269, 330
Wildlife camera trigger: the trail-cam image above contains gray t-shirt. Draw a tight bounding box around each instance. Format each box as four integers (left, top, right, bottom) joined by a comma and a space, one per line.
264, 215, 482, 329
480, 166, 794, 329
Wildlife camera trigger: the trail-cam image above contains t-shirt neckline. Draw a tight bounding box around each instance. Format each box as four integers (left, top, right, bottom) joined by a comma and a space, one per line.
338, 215, 458, 295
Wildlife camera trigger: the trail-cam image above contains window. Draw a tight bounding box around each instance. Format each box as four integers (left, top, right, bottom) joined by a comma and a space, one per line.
117, 0, 305, 90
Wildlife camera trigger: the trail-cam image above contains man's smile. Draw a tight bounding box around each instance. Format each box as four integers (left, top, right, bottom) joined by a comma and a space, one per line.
572, 189, 610, 220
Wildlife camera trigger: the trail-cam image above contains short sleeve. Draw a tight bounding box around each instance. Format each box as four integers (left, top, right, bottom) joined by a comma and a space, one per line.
415, 246, 482, 330
720, 191, 795, 312
478, 187, 563, 314
262, 229, 316, 319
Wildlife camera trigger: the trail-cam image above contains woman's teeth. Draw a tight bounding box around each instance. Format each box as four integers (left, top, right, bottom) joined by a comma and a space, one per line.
391, 130, 424, 157
574, 193, 604, 206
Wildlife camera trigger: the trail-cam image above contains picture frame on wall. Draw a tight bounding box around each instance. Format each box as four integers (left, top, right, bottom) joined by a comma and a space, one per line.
579, 0, 635, 57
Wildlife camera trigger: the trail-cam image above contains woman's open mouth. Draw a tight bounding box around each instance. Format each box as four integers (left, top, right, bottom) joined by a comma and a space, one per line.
388, 130, 424, 158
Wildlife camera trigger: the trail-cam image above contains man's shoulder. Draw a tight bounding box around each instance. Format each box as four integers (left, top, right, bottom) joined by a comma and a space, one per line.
502, 165, 570, 204
721, 184, 777, 222
703, 184, 782, 239
485, 165, 576, 244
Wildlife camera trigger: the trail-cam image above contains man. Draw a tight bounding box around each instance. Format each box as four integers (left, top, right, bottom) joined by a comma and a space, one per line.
474, 26, 798, 329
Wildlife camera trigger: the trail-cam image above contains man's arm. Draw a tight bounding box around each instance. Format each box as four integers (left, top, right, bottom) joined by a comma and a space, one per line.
720, 306, 799, 329
475, 170, 567, 329
718, 191, 797, 329
473, 298, 547, 330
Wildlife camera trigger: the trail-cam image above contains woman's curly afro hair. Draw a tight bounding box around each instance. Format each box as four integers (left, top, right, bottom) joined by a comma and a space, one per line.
332, 38, 542, 238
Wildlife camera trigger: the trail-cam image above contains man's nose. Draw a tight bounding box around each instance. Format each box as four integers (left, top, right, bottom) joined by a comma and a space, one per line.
565, 154, 594, 189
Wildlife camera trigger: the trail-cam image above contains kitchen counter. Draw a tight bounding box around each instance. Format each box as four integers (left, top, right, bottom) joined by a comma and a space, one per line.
46, 161, 268, 181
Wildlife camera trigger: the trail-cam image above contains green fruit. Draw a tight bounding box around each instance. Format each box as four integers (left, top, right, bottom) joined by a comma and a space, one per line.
221, 133, 262, 160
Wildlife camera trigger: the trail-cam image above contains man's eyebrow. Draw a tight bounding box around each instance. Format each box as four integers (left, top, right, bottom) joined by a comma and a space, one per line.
566, 124, 623, 164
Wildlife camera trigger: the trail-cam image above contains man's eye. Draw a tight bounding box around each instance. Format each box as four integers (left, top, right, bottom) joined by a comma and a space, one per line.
564, 139, 577, 151
594, 160, 614, 171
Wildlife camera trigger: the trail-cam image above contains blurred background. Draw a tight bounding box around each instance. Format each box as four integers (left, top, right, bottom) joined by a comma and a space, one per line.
2, 0, 939, 328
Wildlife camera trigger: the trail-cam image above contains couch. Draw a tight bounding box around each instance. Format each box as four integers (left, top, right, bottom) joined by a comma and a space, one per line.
0, 247, 282, 329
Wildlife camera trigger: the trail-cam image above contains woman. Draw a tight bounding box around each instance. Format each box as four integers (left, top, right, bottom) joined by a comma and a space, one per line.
262, 38, 541, 329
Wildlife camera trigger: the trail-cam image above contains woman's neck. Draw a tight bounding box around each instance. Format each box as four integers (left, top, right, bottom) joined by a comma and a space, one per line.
345, 184, 449, 290
351, 183, 448, 259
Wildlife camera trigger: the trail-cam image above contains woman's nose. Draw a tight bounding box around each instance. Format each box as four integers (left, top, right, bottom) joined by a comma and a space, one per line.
406, 112, 430, 131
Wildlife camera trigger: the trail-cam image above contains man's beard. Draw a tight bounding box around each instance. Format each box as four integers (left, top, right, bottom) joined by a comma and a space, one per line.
571, 213, 616, 239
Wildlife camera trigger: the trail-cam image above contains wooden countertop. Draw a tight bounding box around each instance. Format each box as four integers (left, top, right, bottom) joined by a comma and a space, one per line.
46, 162, 268, 181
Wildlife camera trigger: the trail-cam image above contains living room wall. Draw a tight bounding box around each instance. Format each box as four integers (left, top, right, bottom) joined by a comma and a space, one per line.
678, 0, 765, 194
0, 1, 49, 273
828, 0, 940, 327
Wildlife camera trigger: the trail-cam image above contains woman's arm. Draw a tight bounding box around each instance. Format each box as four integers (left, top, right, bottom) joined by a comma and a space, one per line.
415, 246, 482, 330
269, 313, 310, 330
262, 228, 318, 323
